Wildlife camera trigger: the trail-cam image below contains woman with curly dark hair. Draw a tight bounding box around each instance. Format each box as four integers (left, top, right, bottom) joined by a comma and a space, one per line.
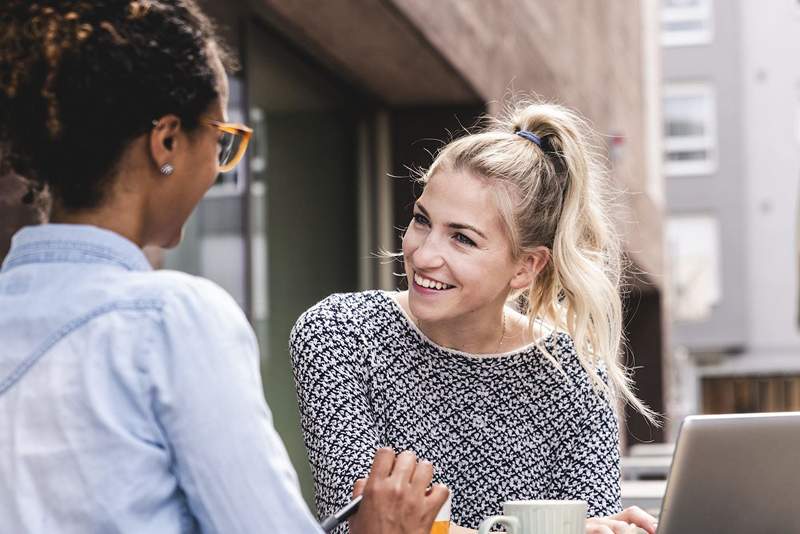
0, 2, 447, 532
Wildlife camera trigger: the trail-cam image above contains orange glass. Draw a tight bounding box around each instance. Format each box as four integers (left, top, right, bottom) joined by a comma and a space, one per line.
430, 520, 450, 534
205, 119, 253, 172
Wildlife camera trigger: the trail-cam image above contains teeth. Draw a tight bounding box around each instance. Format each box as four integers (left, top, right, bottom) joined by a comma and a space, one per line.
414, 272, 452, 290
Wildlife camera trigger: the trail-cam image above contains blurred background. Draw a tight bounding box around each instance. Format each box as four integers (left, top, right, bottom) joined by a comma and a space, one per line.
2, 0, 800, 512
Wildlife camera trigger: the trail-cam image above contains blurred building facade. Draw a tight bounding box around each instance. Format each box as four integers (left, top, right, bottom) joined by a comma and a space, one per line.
0, 0, 667, 507
662, 0, 800, 417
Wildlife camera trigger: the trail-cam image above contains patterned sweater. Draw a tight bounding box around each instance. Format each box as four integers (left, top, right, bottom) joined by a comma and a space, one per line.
290, 291, 621, 531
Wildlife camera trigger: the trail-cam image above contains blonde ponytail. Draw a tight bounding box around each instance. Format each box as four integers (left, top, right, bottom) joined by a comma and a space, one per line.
421, 98, 658, 424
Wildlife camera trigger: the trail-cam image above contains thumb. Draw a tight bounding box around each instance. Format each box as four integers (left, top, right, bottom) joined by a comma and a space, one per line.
352, 478, 367, 498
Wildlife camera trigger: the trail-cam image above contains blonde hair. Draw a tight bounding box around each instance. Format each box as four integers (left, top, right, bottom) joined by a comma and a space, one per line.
419, 99, 657, 424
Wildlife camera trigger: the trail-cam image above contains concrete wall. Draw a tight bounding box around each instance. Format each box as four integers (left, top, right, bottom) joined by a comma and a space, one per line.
663, 0, 748, 352
726, 0, 800, 374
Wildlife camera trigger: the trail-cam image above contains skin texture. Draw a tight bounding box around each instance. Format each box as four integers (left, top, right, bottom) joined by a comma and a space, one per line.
396, 170, 657, 534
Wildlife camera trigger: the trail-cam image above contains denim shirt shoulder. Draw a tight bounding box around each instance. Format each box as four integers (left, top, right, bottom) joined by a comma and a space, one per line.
0, 224, 251, 396
0, 224, 322, 534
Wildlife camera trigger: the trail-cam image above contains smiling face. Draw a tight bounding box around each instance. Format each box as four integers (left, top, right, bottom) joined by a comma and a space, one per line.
402, 169, 528, 325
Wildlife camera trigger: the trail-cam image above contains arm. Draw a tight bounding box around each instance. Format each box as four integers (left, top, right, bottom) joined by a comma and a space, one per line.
290, 296, 383, 530
549, 369, 657, 534
550, 388, 622, 518
147, 277, 322, 534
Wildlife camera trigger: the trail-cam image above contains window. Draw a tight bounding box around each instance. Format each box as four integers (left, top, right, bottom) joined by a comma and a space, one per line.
663, 83, 717, 176
661, 0, 713, 46
666, 214, 722, 322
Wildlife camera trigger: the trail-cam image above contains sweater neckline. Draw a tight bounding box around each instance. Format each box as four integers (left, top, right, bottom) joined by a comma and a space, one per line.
378, 290, 557, 360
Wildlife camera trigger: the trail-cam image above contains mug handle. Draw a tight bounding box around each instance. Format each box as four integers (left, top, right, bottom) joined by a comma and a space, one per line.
478, 515, 520, 534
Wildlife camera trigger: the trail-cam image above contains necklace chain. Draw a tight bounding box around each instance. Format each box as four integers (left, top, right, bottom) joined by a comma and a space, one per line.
412, 306, 508, 354
496, 311, 507, 353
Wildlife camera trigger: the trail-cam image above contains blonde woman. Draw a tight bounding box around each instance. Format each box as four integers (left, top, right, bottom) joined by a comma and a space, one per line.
290, 101, 658, 534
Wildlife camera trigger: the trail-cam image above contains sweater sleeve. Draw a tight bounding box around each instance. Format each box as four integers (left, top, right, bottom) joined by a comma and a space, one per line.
290, 295, 382, 533
549, 358, 623, 518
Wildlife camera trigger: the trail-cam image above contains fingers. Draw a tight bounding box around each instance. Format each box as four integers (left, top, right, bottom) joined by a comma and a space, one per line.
410, 459, 434, 492
609, 506, 657, 534
586, 518, 641, 534
367, 447, 396, 480
426, 483, 450, 512
391, 450, 418, 483
586, 511, 646, 534
417, 483, 451, 528
352, 478, 366, 498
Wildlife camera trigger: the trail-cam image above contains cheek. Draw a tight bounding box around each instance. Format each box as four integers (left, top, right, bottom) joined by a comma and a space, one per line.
401, 228, 417, 259
201, 141, 219, 186
458, 256, 510, 290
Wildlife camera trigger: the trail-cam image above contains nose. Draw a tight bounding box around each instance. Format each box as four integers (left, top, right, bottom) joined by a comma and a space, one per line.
411, 232, 446, 270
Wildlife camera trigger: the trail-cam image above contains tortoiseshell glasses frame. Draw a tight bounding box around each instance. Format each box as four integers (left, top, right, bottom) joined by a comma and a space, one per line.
205, 119, 253, 173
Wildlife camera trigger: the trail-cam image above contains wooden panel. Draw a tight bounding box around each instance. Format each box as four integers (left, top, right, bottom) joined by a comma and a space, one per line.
702, 375, 800, 414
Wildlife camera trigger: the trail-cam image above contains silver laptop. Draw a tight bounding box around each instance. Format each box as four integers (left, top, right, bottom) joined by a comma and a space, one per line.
657, 412, 800, 533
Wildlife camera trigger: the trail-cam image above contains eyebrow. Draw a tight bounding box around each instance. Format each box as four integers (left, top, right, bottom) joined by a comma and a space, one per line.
416, 202, 488, 240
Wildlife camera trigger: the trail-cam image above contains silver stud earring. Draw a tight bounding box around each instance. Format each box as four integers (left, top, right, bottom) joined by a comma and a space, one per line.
159, 163, 174, 176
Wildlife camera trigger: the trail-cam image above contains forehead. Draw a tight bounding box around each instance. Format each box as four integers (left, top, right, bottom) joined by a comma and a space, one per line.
419, 170, 505, 234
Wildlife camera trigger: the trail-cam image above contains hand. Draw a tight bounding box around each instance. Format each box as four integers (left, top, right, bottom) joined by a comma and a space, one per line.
449, 525, 477, 534
349, 448, 450, 534
585, 506, 657, 534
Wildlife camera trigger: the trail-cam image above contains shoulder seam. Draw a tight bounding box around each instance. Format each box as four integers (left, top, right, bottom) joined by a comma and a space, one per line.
0, 299, 164, 396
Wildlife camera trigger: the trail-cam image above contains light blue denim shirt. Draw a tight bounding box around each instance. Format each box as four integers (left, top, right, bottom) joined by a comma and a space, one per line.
0, 224, 323, 533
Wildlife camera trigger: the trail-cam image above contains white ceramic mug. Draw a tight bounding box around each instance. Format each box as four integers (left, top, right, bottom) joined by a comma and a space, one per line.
478, 500, 587, 534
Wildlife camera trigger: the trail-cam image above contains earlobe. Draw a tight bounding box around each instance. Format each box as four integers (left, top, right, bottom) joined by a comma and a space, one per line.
510, 247, 551, 290
150, 114, 182, 174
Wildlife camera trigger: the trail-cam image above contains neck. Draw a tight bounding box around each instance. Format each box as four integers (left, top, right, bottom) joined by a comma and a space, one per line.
401, 293, 508, 354
50, 194, 149, 248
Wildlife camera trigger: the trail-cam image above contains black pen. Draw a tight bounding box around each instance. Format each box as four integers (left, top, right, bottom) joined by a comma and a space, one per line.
319, 494, 363, 533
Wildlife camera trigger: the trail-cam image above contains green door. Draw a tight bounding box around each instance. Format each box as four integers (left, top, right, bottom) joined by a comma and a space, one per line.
246, 19, 360, 510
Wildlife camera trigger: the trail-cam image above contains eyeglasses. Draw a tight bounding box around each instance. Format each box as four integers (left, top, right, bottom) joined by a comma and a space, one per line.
205, 119, 253, 173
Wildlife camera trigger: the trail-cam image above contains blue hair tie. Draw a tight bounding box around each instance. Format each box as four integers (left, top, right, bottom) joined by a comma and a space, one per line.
516, 129, 542, 147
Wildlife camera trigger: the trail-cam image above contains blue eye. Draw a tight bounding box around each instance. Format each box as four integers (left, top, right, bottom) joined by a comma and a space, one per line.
454, 233, 476, 247
413, 213, 429, 226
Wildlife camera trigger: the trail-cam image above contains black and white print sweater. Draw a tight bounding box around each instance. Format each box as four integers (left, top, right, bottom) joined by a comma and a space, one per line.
290, 291, 622, 531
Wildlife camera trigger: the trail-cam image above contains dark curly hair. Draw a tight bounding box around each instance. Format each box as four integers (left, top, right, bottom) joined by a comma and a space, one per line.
0, 0, 235, 210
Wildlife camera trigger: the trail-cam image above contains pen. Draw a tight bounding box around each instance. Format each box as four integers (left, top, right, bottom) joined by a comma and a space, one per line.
319, 494, 363, 533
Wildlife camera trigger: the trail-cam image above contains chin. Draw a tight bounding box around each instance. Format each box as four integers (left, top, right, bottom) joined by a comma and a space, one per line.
408, 288, 449, 319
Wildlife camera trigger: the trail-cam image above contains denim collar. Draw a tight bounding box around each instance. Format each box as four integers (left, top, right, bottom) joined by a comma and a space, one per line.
1, 224, 153, 273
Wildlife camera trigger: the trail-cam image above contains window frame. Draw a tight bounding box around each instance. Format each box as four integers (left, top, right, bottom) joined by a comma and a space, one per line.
663, 82, 718, 177
661, 0, 714, 47
666, 213, 723, 323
